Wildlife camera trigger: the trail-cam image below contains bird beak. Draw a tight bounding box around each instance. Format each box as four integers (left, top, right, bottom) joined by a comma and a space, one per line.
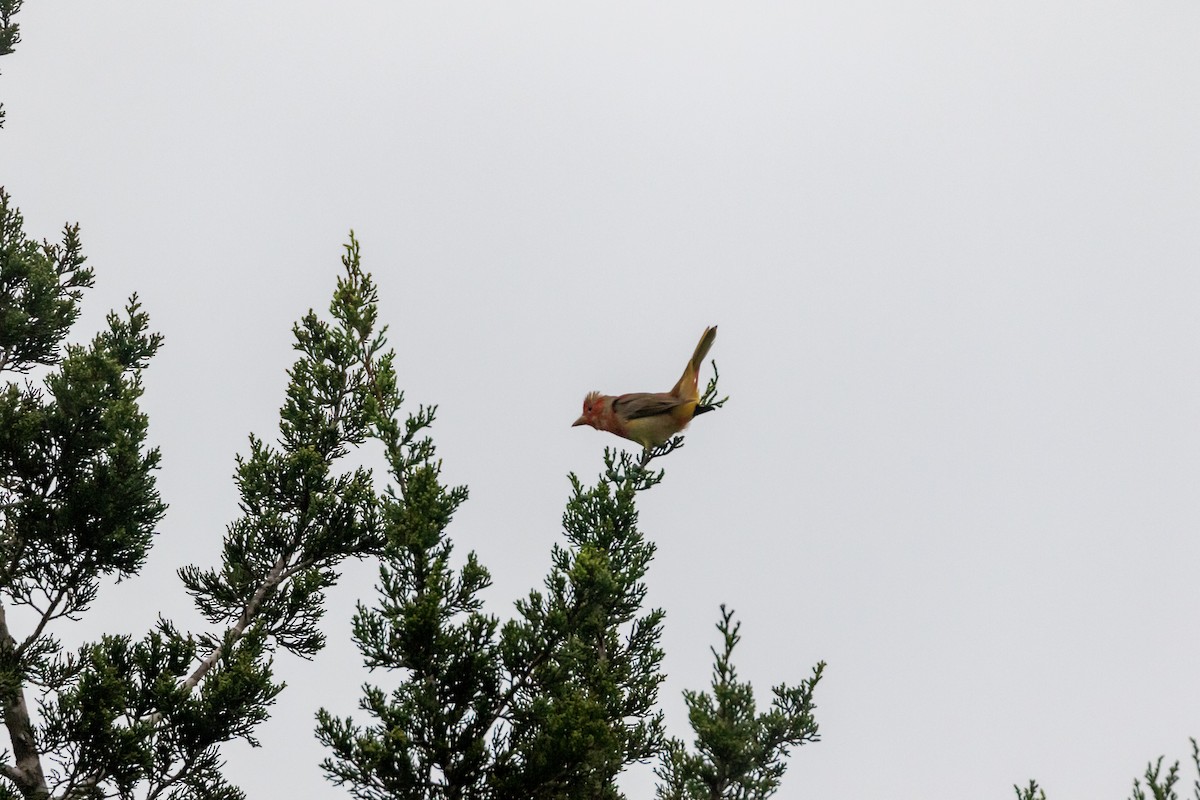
572, 416, 587, 427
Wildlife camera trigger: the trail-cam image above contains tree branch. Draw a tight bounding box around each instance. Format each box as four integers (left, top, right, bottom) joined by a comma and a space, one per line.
182, 545, 293, 694
15, 561, 86, 661
0, 599, 49, 798
0, 760, 23, 784
144, 748, 200, 800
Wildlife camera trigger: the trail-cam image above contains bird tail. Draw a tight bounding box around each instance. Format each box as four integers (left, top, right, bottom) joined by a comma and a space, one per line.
670, 325, 717, 401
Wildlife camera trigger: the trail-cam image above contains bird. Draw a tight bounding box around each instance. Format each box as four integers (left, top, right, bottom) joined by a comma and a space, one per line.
572, 326, 718, 449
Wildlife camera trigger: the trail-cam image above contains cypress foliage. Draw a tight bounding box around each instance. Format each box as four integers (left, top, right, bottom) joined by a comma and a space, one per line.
0, 194, 394, 797
1019, 740, 1200, 800
655, 607, 824, 800
315, 249, 824, 799
4, 9, 823, 791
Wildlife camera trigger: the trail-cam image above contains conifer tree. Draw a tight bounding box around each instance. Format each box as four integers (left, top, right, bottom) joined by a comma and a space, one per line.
1018, 740, 1200, 800
314, 378, 680, 799
4, 8, 824, 794
655, 607, 824, 800
0, 187, 165, 798
0, 0, 19, 129
0, 182, 393, 797
0, 142, 824, 797
314, 268, 825, 798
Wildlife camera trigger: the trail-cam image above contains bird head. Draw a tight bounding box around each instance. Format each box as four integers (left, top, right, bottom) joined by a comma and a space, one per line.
572, 390, 604, 429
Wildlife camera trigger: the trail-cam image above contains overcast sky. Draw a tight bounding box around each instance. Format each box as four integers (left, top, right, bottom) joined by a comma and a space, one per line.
4, 2, 1200, 798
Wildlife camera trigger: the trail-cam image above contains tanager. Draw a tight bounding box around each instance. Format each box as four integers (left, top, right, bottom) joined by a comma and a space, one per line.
572, 326, 717, 448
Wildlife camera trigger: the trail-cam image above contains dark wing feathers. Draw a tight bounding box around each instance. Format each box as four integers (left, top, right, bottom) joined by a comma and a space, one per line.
612, 392, 686, 420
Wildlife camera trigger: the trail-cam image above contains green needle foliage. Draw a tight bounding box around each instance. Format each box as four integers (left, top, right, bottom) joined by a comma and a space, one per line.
490, 451, 670, 800
5, 16, 823, 789
0, 182, 392, 797
655, 607, 824, 800
1018, 740, 1200, 800
0, 189, 165, 798
314, 370, 677, 798
1125, 741, 1200, 800
314, 247, 824, 798
1014, 780, 1047, 800
0, 180, 824, 796
0, 0, 19, 129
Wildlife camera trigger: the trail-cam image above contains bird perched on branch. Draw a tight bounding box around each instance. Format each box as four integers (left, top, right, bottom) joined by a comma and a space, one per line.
572, 326, 718, 449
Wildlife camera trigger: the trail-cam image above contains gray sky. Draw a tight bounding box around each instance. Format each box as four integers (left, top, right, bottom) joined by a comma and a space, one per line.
4, 2, 1200, 797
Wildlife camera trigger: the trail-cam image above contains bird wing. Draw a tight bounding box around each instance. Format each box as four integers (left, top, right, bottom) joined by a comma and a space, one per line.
612, 392, 687, 420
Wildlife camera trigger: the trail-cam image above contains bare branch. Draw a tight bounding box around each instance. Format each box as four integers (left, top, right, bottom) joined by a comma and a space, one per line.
0, 600, 49, 797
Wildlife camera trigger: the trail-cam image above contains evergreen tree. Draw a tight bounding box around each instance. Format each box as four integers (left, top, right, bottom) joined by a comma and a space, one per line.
1018, 740, 1200, 800
0, 184, 393, 797
1015, 780, 1047, 800
655, 607, 824, 800
314, 395, 681, 799
0, 157, 824, 797
0, 187, 164, 798
315, 280, 825, 798
4, 9, 823, 794
0, 0, 19, 129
